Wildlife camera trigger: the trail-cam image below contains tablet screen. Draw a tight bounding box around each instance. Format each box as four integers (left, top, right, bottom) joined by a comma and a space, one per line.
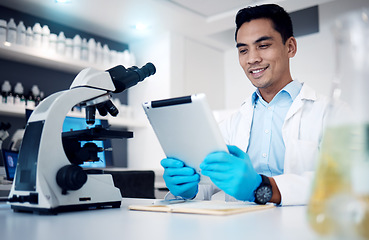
142, 93, 227, 184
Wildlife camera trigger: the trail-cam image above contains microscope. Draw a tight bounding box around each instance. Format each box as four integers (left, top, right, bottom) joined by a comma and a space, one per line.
7, 62, 156, 214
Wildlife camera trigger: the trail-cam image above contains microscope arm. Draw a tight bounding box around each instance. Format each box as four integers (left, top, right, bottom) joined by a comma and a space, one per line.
69, 62, 156, 125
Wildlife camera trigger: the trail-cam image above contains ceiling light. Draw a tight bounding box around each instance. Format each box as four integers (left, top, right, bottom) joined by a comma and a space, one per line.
55, 0, 71, 3
134, 23, 149, 31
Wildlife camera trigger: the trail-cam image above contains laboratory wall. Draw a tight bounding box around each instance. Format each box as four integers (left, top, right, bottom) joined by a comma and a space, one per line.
3, 0, 367, 171
127, 0, 369, 170
127, 32, 171, 170
223, 49, 255, 110
291, 0, 369, 97
223, 0, 369, 110
127, 32, 225, 170
181, 39, 225, 110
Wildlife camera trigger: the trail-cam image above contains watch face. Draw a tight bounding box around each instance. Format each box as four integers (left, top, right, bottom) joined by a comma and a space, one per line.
255, 186, 272, 204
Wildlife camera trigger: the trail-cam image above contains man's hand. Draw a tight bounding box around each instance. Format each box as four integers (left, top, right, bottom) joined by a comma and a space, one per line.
200, 145, 261, 201
161, 158, 200, 199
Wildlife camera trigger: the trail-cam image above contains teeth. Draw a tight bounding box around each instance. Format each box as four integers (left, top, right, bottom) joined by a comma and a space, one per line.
251, 68, 265, 74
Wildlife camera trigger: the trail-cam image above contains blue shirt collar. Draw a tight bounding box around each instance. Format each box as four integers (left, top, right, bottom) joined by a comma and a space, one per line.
251, 80, 302, 106
283, 80, 302, 101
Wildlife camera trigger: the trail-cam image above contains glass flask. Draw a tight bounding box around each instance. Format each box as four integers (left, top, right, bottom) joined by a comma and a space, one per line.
308, 8, 369, 240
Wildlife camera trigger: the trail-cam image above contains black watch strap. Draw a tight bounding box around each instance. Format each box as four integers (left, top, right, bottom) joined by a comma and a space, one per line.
254, 174, 273, 205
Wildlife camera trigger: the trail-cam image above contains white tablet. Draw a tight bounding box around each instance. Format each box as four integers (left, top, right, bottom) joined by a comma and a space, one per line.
142, 93, 228, 184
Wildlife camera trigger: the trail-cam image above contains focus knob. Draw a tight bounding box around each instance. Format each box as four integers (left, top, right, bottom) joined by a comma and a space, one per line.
56, 165, 87, 194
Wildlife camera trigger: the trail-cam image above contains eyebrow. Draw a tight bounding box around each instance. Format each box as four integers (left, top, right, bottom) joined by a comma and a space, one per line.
236, 36, 274, 48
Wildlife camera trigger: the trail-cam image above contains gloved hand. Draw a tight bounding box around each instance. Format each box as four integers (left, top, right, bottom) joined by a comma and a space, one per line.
200, 145, 261, 202
161, 158, 200, 199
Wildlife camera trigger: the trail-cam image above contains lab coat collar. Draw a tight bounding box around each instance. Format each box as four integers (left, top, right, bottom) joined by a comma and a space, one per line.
243, 80, 310, 106
251, 80, 303, 107
298, 82, 317, 101
240, 81, 317, 120
285, 82, 317, 121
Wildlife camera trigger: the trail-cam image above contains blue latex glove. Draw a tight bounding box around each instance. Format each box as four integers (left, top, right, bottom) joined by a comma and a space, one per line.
200, 145, 261, 202
161, 158, 200, 199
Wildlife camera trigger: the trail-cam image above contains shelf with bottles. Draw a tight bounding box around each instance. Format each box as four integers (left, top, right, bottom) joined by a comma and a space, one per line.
0, 42, 128, 74
0, 18, 142, 128
0, 18, 135, 74
0, 100, 26, 118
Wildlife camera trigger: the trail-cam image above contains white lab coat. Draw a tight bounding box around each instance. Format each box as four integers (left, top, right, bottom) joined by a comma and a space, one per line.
195, 82, 331, 205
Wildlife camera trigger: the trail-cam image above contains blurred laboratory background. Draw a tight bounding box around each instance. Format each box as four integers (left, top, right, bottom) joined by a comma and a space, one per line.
0, 0, 368, 188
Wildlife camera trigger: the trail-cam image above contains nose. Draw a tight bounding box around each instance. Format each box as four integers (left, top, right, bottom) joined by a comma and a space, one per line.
247, 49, 262, 65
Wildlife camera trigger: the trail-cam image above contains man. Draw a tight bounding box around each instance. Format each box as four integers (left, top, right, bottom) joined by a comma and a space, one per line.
161, 4, 330, 205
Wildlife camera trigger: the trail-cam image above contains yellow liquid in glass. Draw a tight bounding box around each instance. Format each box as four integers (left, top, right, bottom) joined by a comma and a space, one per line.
308, 124, 369, 238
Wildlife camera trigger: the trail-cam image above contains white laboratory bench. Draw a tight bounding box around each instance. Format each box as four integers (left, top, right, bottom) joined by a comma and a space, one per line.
0, 198, 323, 240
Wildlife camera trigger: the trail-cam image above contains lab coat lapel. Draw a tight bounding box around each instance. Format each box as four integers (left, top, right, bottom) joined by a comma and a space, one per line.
238, 97, 254, 152
283, 83, 317, 134
282, 83, 318, 173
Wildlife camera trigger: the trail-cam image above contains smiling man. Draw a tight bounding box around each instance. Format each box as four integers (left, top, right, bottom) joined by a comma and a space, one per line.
236, 17, 297, 103
161, 4, 331, 206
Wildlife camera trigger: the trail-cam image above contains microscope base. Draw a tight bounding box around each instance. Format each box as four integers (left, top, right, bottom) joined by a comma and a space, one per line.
11, 200, 121, 215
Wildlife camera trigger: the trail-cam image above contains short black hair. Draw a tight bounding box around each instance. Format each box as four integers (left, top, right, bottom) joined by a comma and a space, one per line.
235, 4, 294, 44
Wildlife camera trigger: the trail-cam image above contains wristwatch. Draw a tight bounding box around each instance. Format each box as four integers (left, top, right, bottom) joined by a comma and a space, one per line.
254, 174, 273, 204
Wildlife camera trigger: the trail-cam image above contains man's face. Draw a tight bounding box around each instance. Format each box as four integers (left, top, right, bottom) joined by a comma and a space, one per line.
236, 18, 296, 95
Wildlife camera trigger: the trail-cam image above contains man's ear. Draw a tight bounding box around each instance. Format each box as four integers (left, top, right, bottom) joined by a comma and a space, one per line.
286, 37, 297, 58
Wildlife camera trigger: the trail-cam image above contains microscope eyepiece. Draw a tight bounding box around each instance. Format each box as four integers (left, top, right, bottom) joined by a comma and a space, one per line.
107, 62, 156, 93
132, 62, 156, 81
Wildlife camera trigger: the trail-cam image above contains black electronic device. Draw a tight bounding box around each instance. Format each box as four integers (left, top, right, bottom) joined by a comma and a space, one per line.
2, 149, 18, 181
